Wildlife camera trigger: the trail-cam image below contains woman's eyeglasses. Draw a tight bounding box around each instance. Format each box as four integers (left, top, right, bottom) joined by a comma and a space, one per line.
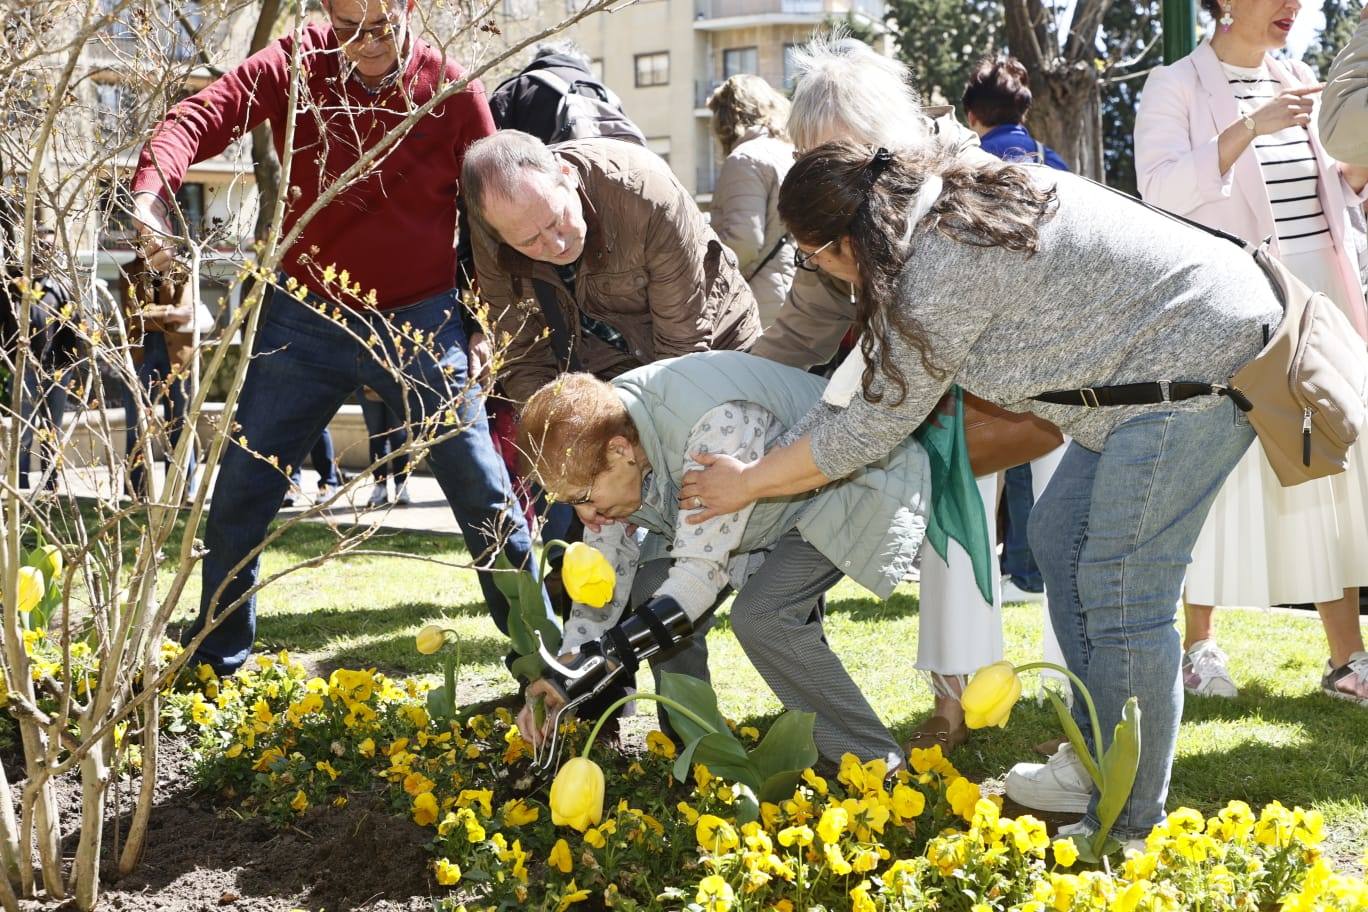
561, 479, 594, 506
794, 239, 835, 272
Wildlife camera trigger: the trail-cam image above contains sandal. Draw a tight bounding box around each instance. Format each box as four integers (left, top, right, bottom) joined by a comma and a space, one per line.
903, 714, 969, 755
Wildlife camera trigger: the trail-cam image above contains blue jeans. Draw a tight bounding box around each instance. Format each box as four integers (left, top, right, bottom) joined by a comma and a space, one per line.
357, 392, 409, 482
124, 332, 197, 498
1001, 464, 1043, 591
183, 284, 548, 673
19, 365, 70, 489
1029, 402, 1253, 838
289, 428, 341, 488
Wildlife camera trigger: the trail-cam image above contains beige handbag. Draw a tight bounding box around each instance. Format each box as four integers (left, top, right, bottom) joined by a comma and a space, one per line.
1232, 246, 1368, 486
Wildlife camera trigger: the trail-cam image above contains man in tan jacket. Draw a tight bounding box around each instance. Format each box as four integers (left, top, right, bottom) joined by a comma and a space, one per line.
1321, 4, 1368, 165
463, 131, 761, 405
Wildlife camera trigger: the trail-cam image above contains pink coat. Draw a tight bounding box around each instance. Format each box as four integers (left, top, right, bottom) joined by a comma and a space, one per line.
1135, 40, 1368, 340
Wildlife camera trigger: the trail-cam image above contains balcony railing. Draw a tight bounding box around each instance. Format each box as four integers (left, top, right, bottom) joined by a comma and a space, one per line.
695, 0, 884, 21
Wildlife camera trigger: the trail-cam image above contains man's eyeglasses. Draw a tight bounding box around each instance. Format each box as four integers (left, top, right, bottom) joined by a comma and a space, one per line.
332, 16, 401, 45
794, 239, 834, 273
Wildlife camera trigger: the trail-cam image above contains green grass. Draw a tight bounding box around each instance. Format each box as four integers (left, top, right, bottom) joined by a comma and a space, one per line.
143, 514, 1367, 871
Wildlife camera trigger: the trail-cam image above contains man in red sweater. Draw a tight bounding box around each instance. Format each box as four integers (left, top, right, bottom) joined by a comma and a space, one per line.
133, 0, 550, 675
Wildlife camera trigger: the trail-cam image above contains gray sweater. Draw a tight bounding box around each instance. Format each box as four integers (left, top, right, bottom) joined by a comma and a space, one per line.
808, 166, 1283, 478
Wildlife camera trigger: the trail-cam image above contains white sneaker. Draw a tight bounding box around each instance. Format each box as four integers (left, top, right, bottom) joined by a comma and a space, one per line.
1056, 820, 1146, 856
1182, 639, 1239, 698
1000, 576, 1046, 604
1005, 742, 1093, 814
366, 483, 390, 508
394, 481, 412, 505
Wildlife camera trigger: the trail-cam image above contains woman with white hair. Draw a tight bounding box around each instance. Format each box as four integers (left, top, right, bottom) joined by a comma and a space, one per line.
747, 34, 1064, 756
707, 75, 798, 329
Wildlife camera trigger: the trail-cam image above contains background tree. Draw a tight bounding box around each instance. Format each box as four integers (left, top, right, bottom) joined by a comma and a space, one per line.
886, 0, 1003, 106
1306, 0, 1362, 78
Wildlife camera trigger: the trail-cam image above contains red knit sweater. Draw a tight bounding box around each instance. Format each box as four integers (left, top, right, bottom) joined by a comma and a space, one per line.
131, 24, 495, 310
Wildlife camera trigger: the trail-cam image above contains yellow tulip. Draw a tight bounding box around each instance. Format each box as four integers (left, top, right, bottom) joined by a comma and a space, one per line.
561, 542, 615, 608
961, 661, 1023, 729
415, 624, 446, 655
16, 567, 44, 615
32, 545, 62, 584
550, 756, 604, 832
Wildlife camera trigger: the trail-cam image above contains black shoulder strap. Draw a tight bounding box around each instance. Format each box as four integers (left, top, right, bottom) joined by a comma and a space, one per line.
531, 278, 583, 373
1077, 174, 1250, 249
746, 233, 790, 283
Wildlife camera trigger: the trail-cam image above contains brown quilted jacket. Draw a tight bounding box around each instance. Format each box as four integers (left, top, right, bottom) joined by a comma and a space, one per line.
470, 139, 760, 405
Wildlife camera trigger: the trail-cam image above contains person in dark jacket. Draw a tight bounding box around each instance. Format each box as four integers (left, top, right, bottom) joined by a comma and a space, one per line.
488, 41, 642, 145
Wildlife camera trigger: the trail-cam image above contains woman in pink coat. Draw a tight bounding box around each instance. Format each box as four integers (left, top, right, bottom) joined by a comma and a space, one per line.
1135, 0, 1368, 707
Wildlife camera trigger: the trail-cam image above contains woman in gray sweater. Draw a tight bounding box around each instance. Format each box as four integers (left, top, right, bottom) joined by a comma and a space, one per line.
678, 139, 1283, 845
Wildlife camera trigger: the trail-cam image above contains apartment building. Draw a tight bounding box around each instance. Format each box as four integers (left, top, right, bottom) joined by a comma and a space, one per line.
489, 0, 889, 200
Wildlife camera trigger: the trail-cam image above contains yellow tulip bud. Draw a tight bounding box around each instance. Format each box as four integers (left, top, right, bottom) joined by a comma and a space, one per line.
415, 624, 446, 655
32, 545, 62, 584
561, 542, 615, 608
961, 661, 1022, 729
16, 567, 44, 615
549, 756, 604, 832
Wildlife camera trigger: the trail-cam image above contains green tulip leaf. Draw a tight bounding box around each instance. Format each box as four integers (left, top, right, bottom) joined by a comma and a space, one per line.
757, 770, 805, 805
490, 553, 522, 604
672, 731, 753, 787
658, 672, 733, 747
1044, 688, 1102, 788
516, 570, 560, 654
1092, 697, 1142, 854
426, 685, 454, 722
746, 710, 818, 789
509, 652, 545, 684
732, 782, 760, 825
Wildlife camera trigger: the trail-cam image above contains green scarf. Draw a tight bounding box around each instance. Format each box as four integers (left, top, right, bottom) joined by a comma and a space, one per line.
912, 385, 994, 603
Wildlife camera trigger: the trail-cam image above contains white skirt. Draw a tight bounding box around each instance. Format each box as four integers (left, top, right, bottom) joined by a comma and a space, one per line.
1185, 244, 1368, 606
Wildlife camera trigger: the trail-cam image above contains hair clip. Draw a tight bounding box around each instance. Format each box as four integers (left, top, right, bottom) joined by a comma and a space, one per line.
866, 147, 895, 182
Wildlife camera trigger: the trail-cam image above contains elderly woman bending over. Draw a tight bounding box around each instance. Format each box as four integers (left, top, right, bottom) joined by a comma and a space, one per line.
514, 350, 928, 768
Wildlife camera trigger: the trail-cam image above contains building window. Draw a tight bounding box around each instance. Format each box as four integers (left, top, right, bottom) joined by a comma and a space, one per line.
722, 47, 758, 79
783, 43, 800, 89
634, 52, 669, 88
173, 183, 206, 240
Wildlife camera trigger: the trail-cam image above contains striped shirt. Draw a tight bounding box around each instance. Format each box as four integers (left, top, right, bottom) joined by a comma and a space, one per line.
1223, 60, 1332, 254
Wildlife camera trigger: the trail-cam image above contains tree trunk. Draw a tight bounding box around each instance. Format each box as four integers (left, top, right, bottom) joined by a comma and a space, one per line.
72, 739, 109, 912
1025, 61, 1104, 178
250, 0, 285, 243
17, 727, 63, 899
0, 757, 21, 892
1004, 0, 1113, 181
117, 694, 158, 875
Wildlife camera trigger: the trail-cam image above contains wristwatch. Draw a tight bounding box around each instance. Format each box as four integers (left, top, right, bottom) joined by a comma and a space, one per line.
1242, 113, 1257, 134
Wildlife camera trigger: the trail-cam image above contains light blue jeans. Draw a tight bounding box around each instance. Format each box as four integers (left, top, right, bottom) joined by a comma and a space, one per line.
1028, 401, 1253, 838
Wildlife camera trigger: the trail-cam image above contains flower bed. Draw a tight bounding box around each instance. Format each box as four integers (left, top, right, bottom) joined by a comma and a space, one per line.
167, 654, 1368, 912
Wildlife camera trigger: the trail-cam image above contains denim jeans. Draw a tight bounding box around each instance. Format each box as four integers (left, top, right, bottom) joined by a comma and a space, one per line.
19, 365, 70, 489
357, 392, 409, 482
124, 332, 197, 498
183, 284, 548, 673
1001, 464, 1043, 591
1028, 402, 1253, 838
289, 428, 341, 488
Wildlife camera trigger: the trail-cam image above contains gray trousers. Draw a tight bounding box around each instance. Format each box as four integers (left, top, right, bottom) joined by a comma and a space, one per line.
635, 530, 901, 766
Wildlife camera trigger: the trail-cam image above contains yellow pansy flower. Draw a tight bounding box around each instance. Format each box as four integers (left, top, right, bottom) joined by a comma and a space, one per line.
549, 837, 573, 874
412, 791, 439, 826
434, 858, 462, 886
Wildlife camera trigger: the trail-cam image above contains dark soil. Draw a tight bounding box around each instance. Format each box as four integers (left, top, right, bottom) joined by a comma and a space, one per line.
8, 739, 438, 912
